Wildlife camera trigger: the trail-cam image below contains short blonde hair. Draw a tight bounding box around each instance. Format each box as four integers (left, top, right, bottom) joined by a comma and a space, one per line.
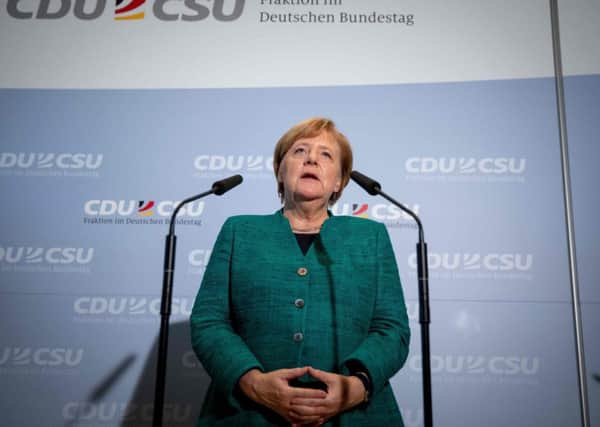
273, 117, 353, 205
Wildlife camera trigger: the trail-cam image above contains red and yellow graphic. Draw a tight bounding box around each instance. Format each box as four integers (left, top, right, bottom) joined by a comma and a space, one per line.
115, 0, 145, 20
352, 203, 368, 218
137, 201, 154, 216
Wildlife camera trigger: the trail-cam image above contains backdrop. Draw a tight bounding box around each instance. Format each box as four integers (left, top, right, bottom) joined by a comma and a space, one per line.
1, 1, 598, 426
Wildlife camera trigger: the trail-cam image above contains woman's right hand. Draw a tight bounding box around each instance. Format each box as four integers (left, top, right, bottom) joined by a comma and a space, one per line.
238, 367, 327, 425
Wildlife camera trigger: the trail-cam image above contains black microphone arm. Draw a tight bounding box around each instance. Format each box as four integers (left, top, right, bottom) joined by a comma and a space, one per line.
350, 170, 432, 427
153, 174, 243, 427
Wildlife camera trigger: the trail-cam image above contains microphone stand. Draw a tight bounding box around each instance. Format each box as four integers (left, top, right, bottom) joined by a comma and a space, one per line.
376, 190, 432, 427
153, 175, 242, 427
350, 171, 432, 427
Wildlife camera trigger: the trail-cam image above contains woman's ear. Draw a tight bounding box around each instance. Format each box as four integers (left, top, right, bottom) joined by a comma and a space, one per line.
333, 177, 341, 192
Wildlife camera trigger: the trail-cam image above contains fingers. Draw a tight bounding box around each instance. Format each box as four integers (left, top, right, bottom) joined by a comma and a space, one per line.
286, 391, 326, 425
280, 366, 310, 380
290, 396, 328, 407
290, 398, 328, 419
256, 369, 328, 424
306, 366, 333, 383
257, 367, 346, 425
289, 407, 325, 425
289, 406, 323, 418
289, 391, 336, 424
287, 386, 327, 401
288, 383, 329, 425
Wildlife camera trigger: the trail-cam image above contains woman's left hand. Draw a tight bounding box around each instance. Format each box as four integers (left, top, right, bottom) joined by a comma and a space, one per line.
289, 366, 365, 426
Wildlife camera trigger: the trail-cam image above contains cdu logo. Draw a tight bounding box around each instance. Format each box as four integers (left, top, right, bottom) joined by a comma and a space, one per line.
194, 155, 273, 172
405, 157, 527, 175
331, 202, 420, 221
409, 354, 540, 376
0, 153, 103, 170
83, 199, 204, 217
6, 0, 107, 19
73, 296, 193, 316
6, 0, 245, 21
62, 402, 193, 423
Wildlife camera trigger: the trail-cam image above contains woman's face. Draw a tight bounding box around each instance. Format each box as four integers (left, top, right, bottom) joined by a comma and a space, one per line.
278, 132, 342, 206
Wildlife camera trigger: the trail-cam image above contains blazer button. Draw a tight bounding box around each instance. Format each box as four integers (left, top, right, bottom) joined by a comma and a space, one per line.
297, 267, 308, 276
293, 332, 304, 342
294, 298, 305, 308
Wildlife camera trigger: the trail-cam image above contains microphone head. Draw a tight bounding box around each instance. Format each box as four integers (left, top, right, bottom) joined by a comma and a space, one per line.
212, 174, 243, 196
350, 170, 381, 195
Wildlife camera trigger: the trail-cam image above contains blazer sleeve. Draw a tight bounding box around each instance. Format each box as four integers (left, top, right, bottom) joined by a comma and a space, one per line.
340, 222, 411, 396
190, 217, 264, 409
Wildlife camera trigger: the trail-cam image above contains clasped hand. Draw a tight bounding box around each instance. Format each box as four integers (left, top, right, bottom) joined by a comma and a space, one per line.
239, 366, 365, 426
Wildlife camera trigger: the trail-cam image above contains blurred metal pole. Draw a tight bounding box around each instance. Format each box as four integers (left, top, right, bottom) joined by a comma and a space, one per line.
548, 1, 590, 426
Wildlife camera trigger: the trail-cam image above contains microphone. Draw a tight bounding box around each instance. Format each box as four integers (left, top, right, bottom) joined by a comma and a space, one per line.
212, 174, 243, 196
350, 170, 381, 195
350, 169, 432, 427
155, 174, 243, 427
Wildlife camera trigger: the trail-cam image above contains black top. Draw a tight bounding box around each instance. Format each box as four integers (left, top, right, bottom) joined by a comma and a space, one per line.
294, 233, 318, 255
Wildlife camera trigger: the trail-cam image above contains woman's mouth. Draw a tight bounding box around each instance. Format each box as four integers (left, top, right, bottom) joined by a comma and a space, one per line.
300, 172, 320, 181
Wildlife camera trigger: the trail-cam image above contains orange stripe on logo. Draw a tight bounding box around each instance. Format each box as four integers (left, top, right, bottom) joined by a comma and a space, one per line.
114, 11, 144, 20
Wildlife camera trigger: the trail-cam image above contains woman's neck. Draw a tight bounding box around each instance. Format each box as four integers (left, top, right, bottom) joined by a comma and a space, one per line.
283, 202, 329, 234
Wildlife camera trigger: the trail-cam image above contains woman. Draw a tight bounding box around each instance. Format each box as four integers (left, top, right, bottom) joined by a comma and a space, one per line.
190, 117, 410, 426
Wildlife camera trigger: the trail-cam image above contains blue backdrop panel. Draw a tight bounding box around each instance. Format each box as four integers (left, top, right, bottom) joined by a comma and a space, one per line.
2, 74, 598, 426
394, 300, 581, 427
565, 74, 600, 425
1, 78, 570, 302
565, 75, 600, 304
0, 293, 207, 426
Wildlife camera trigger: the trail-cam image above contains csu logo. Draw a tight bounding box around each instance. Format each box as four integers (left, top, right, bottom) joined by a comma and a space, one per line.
74, 296, 193, 316
0, 347, 84, 367
331, 203, 420, 221
409, 354, 540, 376
84, 200, 204, 217
62, 402, 192, 423
405, 157, 526, 175
0, 246, 94, 265
0, 153, 103, 170
408, 252, 533, 272
6, 0, 245, 21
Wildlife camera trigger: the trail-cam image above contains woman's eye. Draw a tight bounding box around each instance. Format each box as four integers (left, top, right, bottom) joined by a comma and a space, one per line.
321, 151, 332, 159
294, 147, 305, 154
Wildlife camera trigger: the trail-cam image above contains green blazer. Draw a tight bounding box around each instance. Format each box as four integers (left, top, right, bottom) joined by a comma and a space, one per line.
190, 210, 410, 426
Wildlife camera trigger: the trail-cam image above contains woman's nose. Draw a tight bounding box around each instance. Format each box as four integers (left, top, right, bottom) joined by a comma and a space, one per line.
304, 149, 317, 164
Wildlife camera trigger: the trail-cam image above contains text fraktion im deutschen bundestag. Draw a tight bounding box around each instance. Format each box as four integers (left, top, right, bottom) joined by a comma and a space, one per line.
258, 0, 415, 26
